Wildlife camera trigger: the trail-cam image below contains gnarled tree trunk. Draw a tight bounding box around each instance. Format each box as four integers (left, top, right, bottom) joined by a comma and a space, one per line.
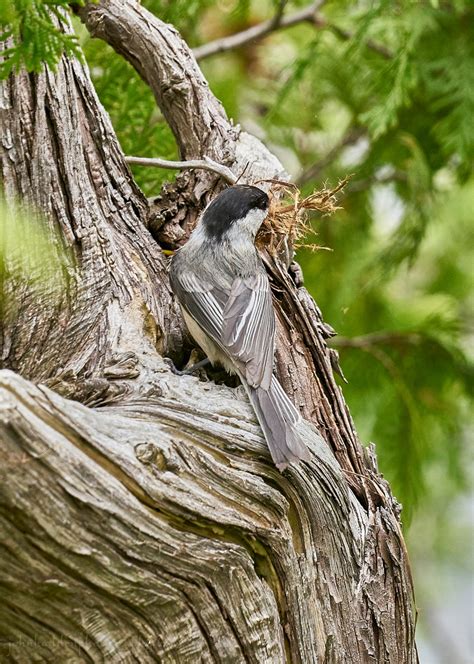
0, 2, 418, 662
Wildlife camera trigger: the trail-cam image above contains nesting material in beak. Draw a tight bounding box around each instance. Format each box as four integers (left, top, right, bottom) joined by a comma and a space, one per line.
255, 177, 351, 255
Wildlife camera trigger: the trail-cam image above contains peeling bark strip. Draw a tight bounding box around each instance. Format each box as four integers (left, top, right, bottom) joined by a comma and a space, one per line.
0, 3, 418, 662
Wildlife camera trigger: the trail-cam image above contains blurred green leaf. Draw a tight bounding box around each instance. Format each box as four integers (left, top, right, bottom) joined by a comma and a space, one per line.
0, 196, 72, 301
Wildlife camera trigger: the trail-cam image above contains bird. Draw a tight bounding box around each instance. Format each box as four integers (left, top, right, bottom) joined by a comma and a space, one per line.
169, 184, 310, 471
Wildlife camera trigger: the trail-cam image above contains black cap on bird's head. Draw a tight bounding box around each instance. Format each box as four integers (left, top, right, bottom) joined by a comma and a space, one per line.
201, 185, 269, 240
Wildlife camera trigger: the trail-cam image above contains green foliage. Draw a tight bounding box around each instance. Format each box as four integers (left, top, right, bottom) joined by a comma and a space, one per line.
425, 43, 474, 179
0, 195, 71, 299
0, 1, 84, 78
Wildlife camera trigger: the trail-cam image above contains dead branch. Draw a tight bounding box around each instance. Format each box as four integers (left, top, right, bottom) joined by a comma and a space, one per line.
125, 155, 238, 185
192, 1, 392, 61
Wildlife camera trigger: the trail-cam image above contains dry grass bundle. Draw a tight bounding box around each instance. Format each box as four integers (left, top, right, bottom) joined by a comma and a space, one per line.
255, 177, 351, 254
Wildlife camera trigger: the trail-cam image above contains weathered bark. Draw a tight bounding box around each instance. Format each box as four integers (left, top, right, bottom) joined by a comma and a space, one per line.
75, 0, 285, 246
0, 32, 182, 385
0, 2, 418, 662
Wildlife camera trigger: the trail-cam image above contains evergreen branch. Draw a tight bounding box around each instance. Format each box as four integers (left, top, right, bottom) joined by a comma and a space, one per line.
297, 127, 365, 186
192, 1, 392, 61
125, 156, 237, 185
0, 0, 84, 78
327, 23, 392, 60
333, 329, 473, 390
347, 169, 408, 193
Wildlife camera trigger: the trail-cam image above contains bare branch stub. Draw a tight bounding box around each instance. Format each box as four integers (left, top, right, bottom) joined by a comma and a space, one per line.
193, 0, 327, 60
125, 155, 238, 185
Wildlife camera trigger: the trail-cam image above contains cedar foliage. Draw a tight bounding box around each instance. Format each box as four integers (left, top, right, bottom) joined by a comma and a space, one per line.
0, 0, 83, 76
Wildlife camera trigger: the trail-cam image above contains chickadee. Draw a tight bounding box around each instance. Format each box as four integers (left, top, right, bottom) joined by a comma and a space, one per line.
170, 185, 310, 471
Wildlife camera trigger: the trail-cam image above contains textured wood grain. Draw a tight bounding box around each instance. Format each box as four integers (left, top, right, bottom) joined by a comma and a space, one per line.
0, 31, 182, 383
0, 4, 418, 662
0, 368, 415, 663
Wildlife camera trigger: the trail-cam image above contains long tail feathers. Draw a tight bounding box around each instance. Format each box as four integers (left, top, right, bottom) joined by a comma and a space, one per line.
247, 375, 311, 471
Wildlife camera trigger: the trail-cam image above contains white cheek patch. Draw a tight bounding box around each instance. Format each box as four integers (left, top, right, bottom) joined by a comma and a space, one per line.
242, 208, 268, 235
228, 208, 268, 240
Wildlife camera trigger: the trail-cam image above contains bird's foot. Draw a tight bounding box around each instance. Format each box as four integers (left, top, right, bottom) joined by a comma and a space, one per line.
164, 357, 211, 376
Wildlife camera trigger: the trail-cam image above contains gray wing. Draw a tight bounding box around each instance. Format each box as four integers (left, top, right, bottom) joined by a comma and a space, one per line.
171, 269, 275, 390
170, 269, 227, 343
222, 273, 275, 390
